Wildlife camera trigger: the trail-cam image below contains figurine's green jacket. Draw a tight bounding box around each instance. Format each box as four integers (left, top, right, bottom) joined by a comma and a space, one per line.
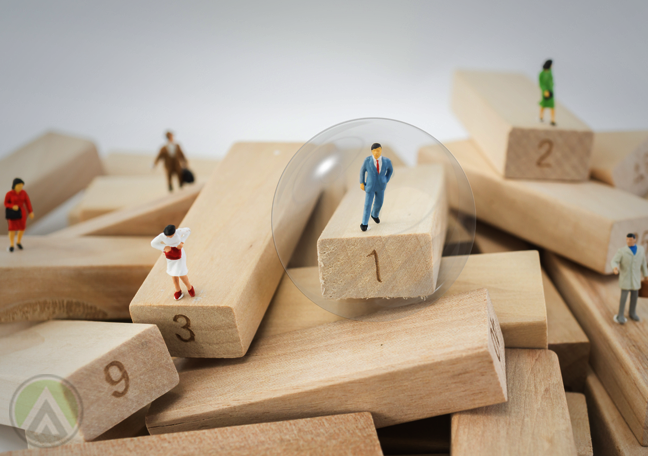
538, 70, 554, 108
611, 245, 648, 290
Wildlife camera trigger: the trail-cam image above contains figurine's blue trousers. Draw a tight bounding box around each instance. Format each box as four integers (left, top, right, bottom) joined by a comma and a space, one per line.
362, 190, 384, 225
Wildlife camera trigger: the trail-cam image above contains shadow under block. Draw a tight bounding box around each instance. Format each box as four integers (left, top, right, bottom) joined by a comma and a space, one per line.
419, 140, 648, 274
0, 131, 104, 235
50, 183, 203, 238
376, 414, 450, 455
566, 392, 594, 456
102, 151, 219, 178
451, 349, 577, 456
257, 250, 547, 348
7, 413, 383, 456
544, 252, 648, 446
591, 131, 648, 197
129, 142, 312, 358
317, 165, 447, 299
585, 369, 648, 456
0, 236, 157, 322
146, 289, 507, 434
544, 271, 590, 392
0, 321, 178, 443
472, 220, 532, 254
451, 70, 593, 180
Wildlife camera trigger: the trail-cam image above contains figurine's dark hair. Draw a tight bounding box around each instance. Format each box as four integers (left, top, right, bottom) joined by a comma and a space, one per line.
371, 143, 382, 150
164, 225, 176, 236
12, 178, 24, 190
627, 233, 637, 239
543, 59, 553, 70
165, 131, 173, 140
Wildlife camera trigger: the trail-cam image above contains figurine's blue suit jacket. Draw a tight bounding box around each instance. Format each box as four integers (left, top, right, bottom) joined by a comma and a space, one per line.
359, 156, 393, 225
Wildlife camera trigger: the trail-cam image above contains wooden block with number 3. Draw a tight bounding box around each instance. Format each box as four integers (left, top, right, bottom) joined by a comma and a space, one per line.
0, 321, 178, 446
452, 70, 593, 180
317, 165, 447, 299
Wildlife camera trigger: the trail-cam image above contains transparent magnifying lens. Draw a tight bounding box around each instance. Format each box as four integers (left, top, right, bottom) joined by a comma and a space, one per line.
272, 118, 475, 322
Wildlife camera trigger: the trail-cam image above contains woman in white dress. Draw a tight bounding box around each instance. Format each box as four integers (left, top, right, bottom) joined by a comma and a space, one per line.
151, 224, 195, 300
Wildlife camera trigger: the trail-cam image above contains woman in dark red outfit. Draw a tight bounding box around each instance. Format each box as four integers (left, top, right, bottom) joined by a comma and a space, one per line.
5, 178, 34, 252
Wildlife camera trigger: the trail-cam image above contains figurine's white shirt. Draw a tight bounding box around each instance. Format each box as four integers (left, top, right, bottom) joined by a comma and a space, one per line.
166, 142, 177, 157
373, 155, 382, 173
151, 227, 191, 251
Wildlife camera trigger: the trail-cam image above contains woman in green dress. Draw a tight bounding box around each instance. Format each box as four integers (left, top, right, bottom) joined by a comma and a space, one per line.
538, 59, 556, 126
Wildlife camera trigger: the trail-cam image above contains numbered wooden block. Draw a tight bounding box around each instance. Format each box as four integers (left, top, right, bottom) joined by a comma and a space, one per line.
0, 132, 104, 235
6, 413, 382, 456
130, 142, 315, 358
451, 349, 577, 456
544, 252, 648, 446
146, 289, 507, 434
584, 369, 648, 456
258, 250, 547, 348
0, 321, 178, 445
452, 70, 593, 180
0, 236, 157, 322
317, 165, 447, 299
420, 140, 648, 274
51, 184, 203, 238
103, 151, 219, 178
566, 393, 593, 456
591, 130, 648, 197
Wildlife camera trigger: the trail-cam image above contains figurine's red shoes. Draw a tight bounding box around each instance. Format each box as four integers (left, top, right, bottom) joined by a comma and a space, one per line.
188, 286, 196, 297
174, 291, 184, 301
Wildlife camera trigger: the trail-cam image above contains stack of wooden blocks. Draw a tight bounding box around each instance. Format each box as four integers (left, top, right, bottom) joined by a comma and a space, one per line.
0, 68, 647, 455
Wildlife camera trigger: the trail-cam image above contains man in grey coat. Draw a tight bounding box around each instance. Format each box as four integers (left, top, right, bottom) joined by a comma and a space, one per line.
611, 233, 648, 324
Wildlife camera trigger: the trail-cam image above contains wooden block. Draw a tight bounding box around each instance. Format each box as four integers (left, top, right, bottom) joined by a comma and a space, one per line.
0, 321, 178, 444
451, 70, 593, 180
130, 142, 314, 358
6, 413, 383, 456
591, 131, 648, 197
544, 271, 590, 392
544, 251, 648, 446
566, 392, 593, 456
584, 368, 648, 456
451, 349, 577, 456
51, 184, 202, 238
102, 151, 218, 177
376, 414, 450, 455
317, 165, 447, 299
0, 236, 157, 322
0, 132, 103, 235
419, 139, 648, 274
258, 250, 547, 348
146, 289, 507, 434
473, 220, 531, 254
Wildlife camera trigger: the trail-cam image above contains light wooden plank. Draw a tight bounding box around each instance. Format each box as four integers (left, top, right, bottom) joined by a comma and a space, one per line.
51, 184, 203, 238
544, 271, 590, 392
103, 151, 218, 177
0, 321, 178, 444
473, 220, 531, 254
317, 165, 447, 299
544, 251, 648, 445
7, 413, 383, 456
0, 236, 157, 322
419, 139, 648, 274
129, 142, 314, 358
376, 415, 450, 455
591, 131, 648, 197
584, 368, 648, 456
0, 132, 104, 235
451, 70, 593, 180
146, 289, 507, 434
566, 392, 593, 456
258, 251, 547, 348
451, 349, 577, 456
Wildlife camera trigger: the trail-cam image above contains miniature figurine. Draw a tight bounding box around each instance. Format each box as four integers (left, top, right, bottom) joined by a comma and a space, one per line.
359, 143, 393, 232
151, 224, 195, 300
538, 59, 556, 126
611, 233, 648, 324
4, 178, 34, 252
153, 131, 188, 192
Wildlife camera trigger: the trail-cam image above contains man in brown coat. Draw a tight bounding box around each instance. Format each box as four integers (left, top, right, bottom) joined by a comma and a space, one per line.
154, 131, 188, 192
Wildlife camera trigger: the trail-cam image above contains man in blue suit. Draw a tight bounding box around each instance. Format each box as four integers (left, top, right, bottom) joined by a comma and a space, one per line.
359, 143, 394, 232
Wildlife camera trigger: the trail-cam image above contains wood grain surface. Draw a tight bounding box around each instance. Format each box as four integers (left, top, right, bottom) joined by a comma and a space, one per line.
566, 392, 593, 456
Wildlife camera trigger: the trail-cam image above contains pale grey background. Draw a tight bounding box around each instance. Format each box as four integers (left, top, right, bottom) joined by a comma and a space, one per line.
1, 0, 647, 451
